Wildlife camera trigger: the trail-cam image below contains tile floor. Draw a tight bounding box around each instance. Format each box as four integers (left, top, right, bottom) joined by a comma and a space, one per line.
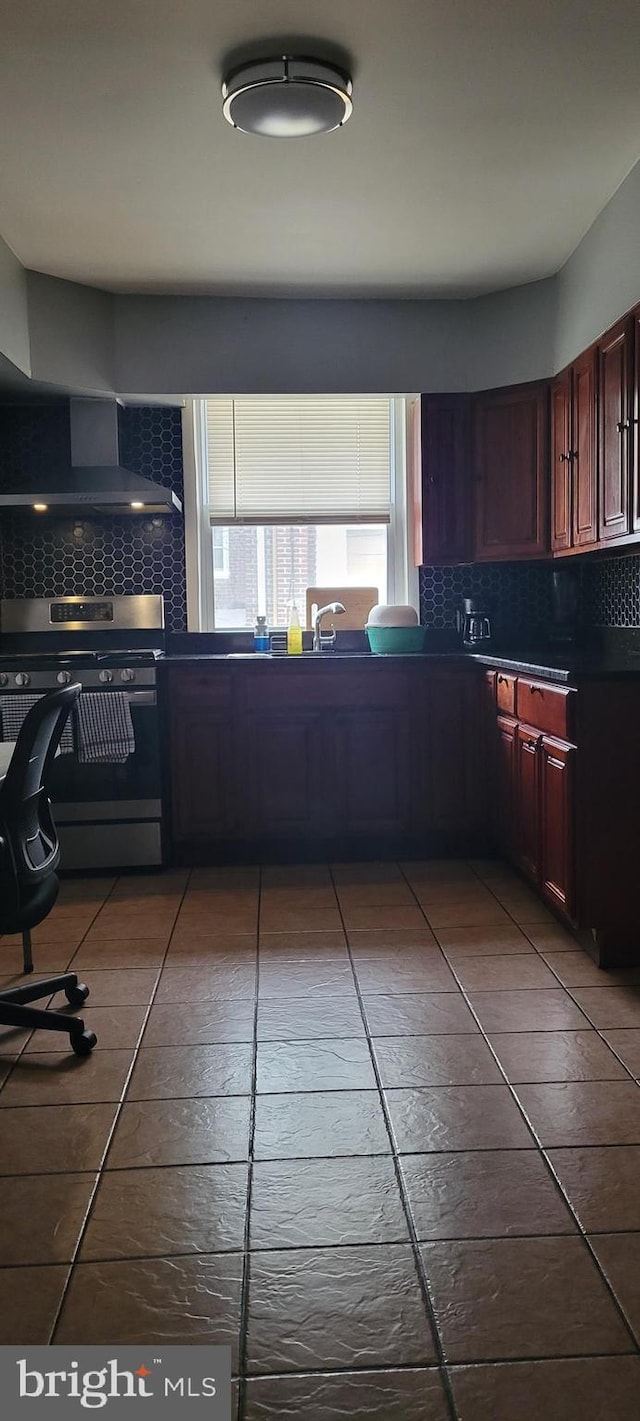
1, 859, 640, 1418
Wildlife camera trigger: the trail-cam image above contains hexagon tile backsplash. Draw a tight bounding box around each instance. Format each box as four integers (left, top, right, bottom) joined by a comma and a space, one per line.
0, 402, 187, 632
419, 554, 640, 632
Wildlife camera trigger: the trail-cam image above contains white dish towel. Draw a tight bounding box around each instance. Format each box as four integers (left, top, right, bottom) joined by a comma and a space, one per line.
75, 692, 135, 764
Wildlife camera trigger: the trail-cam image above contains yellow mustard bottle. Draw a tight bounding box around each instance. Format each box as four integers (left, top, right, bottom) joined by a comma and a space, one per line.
287, 601, 303, 655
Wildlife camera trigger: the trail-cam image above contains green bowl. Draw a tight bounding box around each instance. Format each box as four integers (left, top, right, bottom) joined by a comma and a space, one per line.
365, 625, 426, 655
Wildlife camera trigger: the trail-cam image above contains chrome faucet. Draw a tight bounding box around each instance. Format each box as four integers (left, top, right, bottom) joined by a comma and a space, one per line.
312, 602, 346, 652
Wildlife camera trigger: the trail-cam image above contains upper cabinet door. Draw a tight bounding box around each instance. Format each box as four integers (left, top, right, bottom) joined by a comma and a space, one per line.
473, 383, 549, 560
413, 394, 471, 565
598, 317, 632, 544
572, 347, 598, 548
551, 368, 572, 552
633, 310, 640, 533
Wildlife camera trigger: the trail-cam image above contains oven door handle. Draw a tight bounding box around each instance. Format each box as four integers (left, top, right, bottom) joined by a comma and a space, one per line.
120, 690, 157, 707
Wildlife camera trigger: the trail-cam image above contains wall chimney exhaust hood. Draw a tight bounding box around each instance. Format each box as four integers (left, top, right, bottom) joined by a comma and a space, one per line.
0, 399, 182, 515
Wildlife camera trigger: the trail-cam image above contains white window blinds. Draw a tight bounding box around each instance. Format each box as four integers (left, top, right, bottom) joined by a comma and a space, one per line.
205, 396, 391, 524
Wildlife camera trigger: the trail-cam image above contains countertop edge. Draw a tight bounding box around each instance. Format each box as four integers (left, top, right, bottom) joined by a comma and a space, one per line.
158, 650, 640, 682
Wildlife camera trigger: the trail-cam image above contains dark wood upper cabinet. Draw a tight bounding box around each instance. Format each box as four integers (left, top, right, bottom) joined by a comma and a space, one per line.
473, 382, 549, 560
551, 368, 572, 552
551, 353, 597, 554
633, 309, 640, 533
572, 347, 598, 547
597, 316, 632, 544
414, 394, 471, 565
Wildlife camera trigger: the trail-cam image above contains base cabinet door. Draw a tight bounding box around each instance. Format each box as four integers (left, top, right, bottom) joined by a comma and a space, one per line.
540, 736, 575, 918
496, 714, 517, 856
244, 711, 329, 838
334, 708, 412, 836
170, 710, 237, 841
515, 724, 542, 883
423, 672, 481, 834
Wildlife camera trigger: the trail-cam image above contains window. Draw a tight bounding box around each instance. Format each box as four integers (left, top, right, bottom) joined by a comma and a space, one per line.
212, 527, 229, 578
185, 396, 416, 630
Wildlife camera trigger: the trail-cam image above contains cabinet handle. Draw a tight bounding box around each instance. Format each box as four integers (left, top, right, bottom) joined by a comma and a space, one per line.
530, 685, 543, 694
617, 419, 631, 432
558, 452, 569, 462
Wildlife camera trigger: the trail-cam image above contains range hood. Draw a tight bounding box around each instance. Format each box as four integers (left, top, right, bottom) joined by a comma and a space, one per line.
0, 399, 182, 515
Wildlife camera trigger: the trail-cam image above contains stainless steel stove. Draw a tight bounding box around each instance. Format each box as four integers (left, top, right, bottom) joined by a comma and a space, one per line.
0, 596, 165, 870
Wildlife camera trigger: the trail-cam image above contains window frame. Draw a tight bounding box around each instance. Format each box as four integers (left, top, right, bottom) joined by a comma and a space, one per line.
182, 396, 418, 632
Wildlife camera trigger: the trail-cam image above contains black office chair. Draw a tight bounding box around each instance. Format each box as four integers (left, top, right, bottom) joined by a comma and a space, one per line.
0, 685, 97, 1056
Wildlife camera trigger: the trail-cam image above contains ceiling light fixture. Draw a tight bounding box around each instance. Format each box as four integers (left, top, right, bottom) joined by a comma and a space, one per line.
130, 501, 145, 509
33, 503, 48, 512
222, 55, 352, 138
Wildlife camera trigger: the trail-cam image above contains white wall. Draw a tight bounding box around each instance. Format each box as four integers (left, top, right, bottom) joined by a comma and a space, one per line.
555, 158, 640, 370
0, 235, 30, 375
114, 294, 470, 395
26, 272, 115, 393
4, 155, 640, 395
113, 281, 558, 395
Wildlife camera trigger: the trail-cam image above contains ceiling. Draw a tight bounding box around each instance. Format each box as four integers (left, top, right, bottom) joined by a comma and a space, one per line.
1, 0, 640, 298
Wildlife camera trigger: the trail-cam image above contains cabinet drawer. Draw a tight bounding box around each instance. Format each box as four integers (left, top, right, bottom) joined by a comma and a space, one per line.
516, 678, 575, 739
245, 671, 407, 711
496, 672, 517, 714
169, 670, 233, 707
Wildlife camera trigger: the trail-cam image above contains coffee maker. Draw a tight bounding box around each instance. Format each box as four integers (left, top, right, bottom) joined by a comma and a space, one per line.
460, 597, 493, 647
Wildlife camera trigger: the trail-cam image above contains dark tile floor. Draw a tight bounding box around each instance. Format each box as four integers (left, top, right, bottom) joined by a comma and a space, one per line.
1, 859, 640, 1418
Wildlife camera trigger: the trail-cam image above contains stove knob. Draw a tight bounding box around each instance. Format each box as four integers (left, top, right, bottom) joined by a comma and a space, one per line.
56, 670, 72, 686
15, 672, 30, 687
99, 669, 114, 684
120, 668, 135, 683
0, 674, 8, 687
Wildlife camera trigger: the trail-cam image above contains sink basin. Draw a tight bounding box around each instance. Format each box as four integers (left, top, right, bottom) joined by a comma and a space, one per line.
223, 650, 372, 660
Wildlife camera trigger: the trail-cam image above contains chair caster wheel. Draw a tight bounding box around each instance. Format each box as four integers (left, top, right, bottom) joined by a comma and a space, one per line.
66, 982, 89, 1008
71, 1030, 97, 1056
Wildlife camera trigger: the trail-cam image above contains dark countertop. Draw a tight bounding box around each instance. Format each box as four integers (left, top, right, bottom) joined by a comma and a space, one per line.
159, 647, 640, 683
160, 630, 640, 683
466, 649, 640, 684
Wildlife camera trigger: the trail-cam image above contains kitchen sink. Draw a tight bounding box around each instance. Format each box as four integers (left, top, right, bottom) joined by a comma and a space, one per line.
224, 650, 372, 659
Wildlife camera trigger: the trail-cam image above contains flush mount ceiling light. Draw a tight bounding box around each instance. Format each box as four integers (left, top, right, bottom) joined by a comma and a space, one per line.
222, 55, 353, 137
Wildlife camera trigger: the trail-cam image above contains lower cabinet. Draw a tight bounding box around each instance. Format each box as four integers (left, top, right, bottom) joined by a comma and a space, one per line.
165, 662, 485, 858
244, 710, 329, 838
495, 713, 517, 853
539, 736, 575, 917
490, 710, 576, 921
169, 677, 238, 842
514, 724, 543, 883
424, 670, 481, 834
334, 708, 413, 836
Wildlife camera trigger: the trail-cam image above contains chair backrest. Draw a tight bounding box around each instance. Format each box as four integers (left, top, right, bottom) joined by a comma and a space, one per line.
0, 684, 81, 885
